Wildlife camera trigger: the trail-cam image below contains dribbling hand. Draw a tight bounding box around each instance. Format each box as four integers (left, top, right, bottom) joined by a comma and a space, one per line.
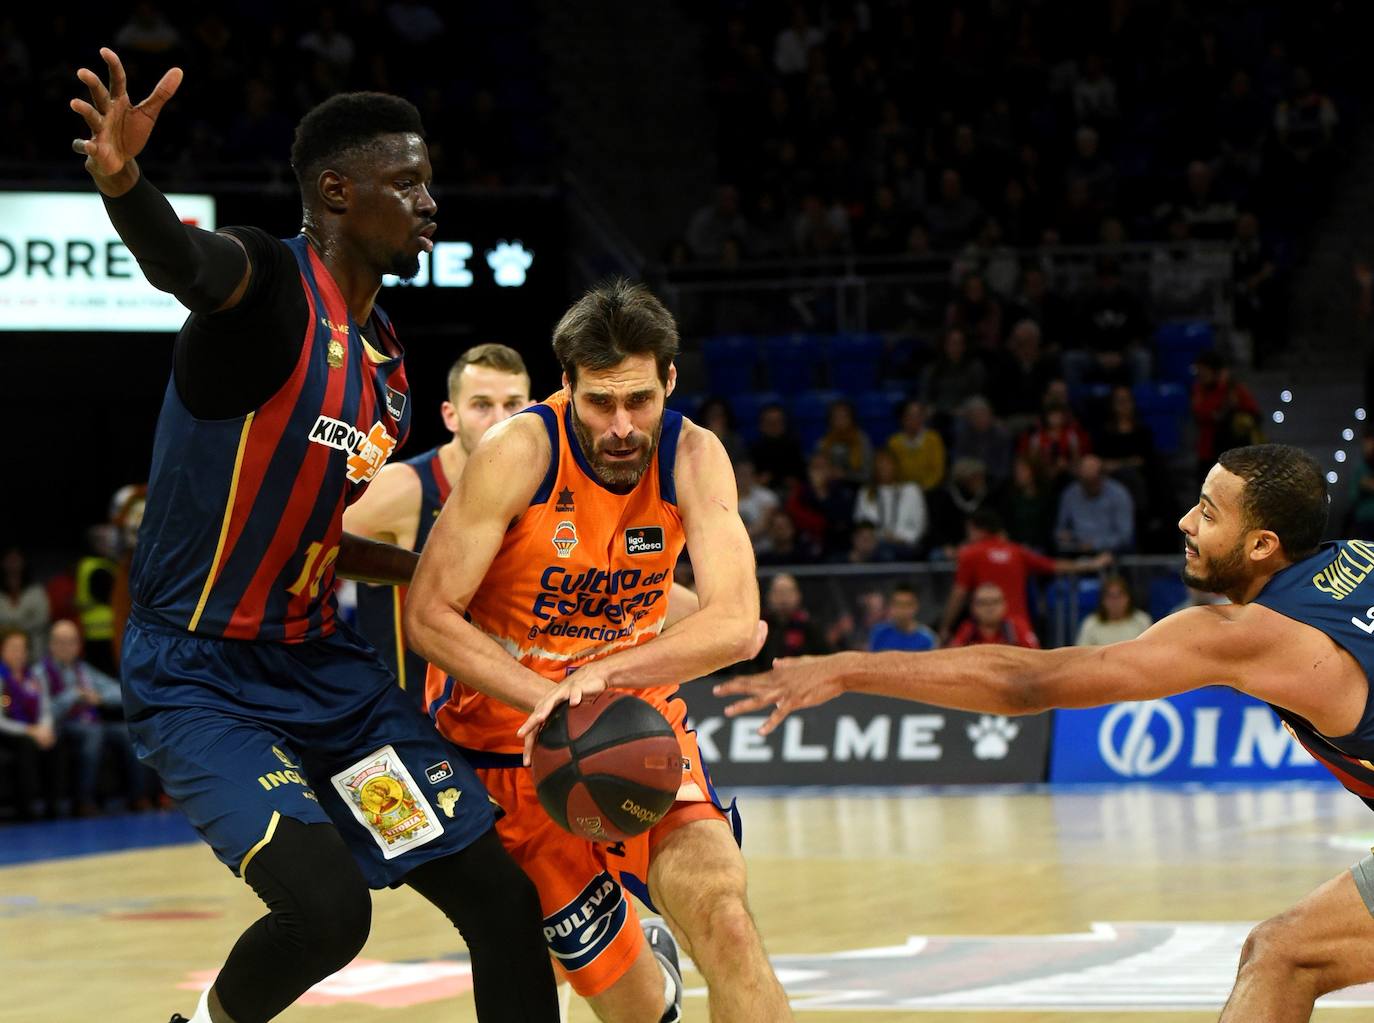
70, 47, 183, 186
518, 672, 609, 766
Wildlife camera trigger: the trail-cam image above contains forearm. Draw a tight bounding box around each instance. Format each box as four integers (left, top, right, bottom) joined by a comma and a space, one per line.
337, 532, 419, 586
405, 606, 550, 713
601, 605, 758, 690
98, 166, 245, 313
838, 645, 1089, 715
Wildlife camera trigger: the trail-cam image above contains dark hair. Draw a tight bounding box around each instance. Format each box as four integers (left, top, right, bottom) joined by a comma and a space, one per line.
891, 582, 918, 600
697, 396, 735, 428
446, 343, 529, 401
969, 508, 1005, 535
1216, 444, 1328, 559
552, 279, 680, 386
291, 92, 425, 198
1094, 575, 1138, 622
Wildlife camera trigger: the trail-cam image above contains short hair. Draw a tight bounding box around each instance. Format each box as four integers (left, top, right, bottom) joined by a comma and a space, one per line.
291, 92, 425, 198
1216, 444, 1328, 559
552, 279, 680, 386
446, 344, 529, 401
891, 582, 918, 600
969, 508, 1005, 535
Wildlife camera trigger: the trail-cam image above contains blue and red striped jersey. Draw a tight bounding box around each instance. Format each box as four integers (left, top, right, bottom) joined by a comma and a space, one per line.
130, 235, 411, 642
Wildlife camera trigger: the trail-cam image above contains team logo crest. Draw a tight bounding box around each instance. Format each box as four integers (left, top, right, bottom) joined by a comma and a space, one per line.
271, 745, 297, 768
556, 487, 575, 512
436, 788, 461, 819
552, 520, 579, 559
330, 745, 444, 859
327, 338, 345, 369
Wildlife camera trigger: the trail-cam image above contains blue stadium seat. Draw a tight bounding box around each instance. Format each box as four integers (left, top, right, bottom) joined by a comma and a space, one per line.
1132, 381, 1188, 415
1154, 321, 1215, 385
1143, 411, 1182, 455
1042, 577, 1102, 646
702, 334, 758, 395
786, 389, 843, 451
853, 388, 906, 443
763, 333, 825, 392
1147, 576, 1189, 621
828, 332, 885, 393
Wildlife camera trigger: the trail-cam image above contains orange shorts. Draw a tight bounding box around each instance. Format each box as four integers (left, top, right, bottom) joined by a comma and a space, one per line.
477, 723, 737, 997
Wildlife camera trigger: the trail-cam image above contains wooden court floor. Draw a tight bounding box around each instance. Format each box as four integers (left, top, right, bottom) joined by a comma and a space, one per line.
5, 783, 1374, 1022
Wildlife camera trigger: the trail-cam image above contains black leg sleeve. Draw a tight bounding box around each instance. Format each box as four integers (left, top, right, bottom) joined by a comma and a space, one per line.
405, 828, 560, 1022
216, 817, 372, 1023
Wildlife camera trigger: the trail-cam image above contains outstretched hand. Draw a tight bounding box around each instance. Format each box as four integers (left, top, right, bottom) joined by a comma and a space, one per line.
70, 47, 183, 184
712, 653, 850, 736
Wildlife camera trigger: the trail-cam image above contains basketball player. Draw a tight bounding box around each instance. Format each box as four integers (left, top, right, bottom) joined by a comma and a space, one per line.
406, 280, 792, 1022
345, 344, 531, 696
69, 48, 557, 1023
719, 443, 1374, 1022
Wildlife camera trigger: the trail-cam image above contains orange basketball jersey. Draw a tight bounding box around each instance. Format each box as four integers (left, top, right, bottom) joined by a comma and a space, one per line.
427, 390, 687, 755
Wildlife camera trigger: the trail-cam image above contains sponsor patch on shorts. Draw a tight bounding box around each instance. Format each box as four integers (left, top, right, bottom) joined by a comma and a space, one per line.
542, 871, 628, 972
426, 760, 453, 785
330, 745, 444, 859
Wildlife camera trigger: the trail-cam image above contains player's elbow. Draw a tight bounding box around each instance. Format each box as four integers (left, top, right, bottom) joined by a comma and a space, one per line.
401, 593, 442, 660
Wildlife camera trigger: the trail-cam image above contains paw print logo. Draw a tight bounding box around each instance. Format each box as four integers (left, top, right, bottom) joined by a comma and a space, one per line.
486, 241, 534, 287
967, 715, 1020, 760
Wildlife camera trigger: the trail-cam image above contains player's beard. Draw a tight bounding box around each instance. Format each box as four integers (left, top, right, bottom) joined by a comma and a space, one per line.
1181, 536, 1248, 595
388, 249, 423, 281
570, 405, 661, 489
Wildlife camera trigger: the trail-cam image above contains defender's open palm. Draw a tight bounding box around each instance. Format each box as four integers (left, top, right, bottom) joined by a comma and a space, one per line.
713, 654, 848, 735
70, 47, 182, 179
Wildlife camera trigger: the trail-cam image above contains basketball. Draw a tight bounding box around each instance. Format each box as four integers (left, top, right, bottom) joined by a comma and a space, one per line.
531, 691, 684, 843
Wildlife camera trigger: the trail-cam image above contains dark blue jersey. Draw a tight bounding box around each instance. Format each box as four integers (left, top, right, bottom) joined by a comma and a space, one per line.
1253, 539, 1374, 808
354, 445, 452, 693
130, 235, 411, 643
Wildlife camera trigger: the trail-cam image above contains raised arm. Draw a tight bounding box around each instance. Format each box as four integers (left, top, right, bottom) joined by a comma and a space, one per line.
71, 47, 250, 314
403, 415, 553, 712
716, 601, 1368, 738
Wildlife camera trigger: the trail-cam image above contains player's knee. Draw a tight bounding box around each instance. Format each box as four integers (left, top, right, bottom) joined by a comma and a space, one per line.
293, 871, 372, 971
677, 889, 757, 965
1238, 913, 1332, 994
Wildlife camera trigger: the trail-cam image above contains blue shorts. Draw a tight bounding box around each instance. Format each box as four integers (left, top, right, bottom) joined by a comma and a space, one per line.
122, 614, 496, 888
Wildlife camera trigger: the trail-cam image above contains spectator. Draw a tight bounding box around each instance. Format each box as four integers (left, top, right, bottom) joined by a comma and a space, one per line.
920, 327, 986, 421
853, 448, 928, 559
1000, 454, 1055, 552
751, 573, 830, 670
1175, 160, 1238, 241
698, 397, 747, 464
1019, 399, 1091, 486
755, 508, 818, 566
793, 193, 852, 256
0, 548, 49, 658
686, 185, 750, 260
387, 1, 447, 46
114, 2, 182, 55
1092, 385, 1168, 536
787, 452, 856, 558
298, 6, 355, 74
1068, 258, 1151, 388
886, 399, 947, 491
0, 630, 65, 820
1274, 67, 1338, 169
844, 521, 881, 564
815, 399, 872, 483
926, 458, 999, 557
1008, 265, 1072, 346
830, 590, 890, 652
1232, 212, 1281, 367
858, 183, 909, 255
869, 584, 939, 652
735, 460, 780, 544
924, 169, 984, 249
41, 620, 156, 815
1191, 350, 1261, 470
949, 583, 1040, 648
946, 272, 1003, 351
1073, 54, 1119, 127
1055, 454, 1135, 555
1066, 127, 1115, 207
988, 320, 1061, 428
774, 5, 824, 76
950, 396, 1012, 489
1075, 576, 1153, 646
749, 403, 807, 490
939, 508, 1109, 640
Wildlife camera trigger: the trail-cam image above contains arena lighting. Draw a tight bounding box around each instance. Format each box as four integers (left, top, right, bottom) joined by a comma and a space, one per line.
1272, 411, 1285, 424
1328, 471, 1340, 484
1336, 450, 1347, 463
1358, 408, 1368, 422
1280, 390, 1293, 403
1345, 428, 1356, 441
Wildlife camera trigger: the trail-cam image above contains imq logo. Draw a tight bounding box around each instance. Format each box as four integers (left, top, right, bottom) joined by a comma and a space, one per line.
382, 240, 533, 289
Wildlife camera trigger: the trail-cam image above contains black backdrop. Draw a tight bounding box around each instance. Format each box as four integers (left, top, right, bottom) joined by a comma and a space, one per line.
1, 188, 568, 549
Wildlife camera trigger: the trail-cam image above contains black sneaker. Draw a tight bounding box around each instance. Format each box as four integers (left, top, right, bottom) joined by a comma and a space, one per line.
642, 920, 683, 1023
168, 1015, 190, 1023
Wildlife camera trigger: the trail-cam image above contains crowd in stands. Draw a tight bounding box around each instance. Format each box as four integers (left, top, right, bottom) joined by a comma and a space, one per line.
1, 2, 552, 188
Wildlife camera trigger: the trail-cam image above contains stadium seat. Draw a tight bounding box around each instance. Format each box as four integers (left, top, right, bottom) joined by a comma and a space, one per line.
1148, 576, 1189, 621
1154, 321, 1215, 386
853, 388, 906, 443
702, 334, 759, 395
763, 333, 825, 392
727, 391, 783, 443
828, 332, 885, 394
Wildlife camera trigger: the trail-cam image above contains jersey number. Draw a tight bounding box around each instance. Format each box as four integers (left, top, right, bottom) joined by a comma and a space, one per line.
1351, 608, 1374, 635
287, 542, 340, 599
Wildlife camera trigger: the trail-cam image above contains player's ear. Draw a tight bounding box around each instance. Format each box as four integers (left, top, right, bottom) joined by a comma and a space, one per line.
664, 363, 677, 400
1249, 528, 1282, 562
318, 169, 348, 214
561, 371, 572, 398
439, 400, 459, 433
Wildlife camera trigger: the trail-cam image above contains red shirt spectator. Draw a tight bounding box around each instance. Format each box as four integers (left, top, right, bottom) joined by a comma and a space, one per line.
1191, 351, 1261, 465
949, 584, 1041, 647
1019, 402, 1092, 482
